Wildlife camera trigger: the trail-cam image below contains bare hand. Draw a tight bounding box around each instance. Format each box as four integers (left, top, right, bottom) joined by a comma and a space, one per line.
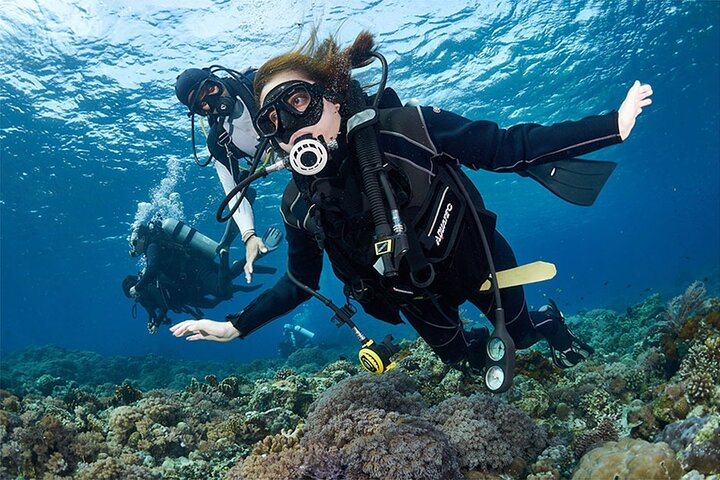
243, 235, 268, 284
618, 80, 653, 141
170, 319, 240, 342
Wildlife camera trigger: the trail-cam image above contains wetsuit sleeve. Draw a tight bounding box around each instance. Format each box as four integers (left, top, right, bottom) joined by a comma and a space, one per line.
422, 107, 622, 172
134, 243, 160, 290
225, 223, 323, 338
214, 161, 255, 241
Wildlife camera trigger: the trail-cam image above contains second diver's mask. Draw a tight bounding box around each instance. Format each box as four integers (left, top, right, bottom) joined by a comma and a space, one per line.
129, 227, 147, 257
254, 80, 327, 145
188, 78, 235, 117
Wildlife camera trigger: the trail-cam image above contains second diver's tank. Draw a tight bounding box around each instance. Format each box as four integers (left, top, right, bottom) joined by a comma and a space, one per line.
161, 218, 218, 259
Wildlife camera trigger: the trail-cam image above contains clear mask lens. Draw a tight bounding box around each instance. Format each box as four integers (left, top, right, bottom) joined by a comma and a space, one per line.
255, 81, 326, 141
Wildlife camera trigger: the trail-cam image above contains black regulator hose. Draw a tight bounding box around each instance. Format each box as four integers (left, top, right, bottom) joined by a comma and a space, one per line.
190, 114, 213, 167
370, 52, 388, 108
446, 166, 515, 393
285, 264, 368, 344
215, 139, 272, 223
353, 125, 391, 233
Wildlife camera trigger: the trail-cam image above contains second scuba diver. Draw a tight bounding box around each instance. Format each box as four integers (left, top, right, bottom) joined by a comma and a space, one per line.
175, 65, 274, 283
125, 218, 281, 333
171, 31, 653, 389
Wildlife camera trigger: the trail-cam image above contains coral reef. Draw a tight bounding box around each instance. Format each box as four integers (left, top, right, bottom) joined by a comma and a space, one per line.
232, 371, 463, 480
1, 282, 719, 479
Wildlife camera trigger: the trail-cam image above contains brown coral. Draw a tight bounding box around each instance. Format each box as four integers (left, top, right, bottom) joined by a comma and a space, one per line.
251, 424, 303, 455
572, 438, 682, 480
686, 372, 713, 403
516, 351, 557, 382
572, 416, 619, 459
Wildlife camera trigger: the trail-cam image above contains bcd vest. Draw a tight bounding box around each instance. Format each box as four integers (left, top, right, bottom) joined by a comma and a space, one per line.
283, 106, 498, 324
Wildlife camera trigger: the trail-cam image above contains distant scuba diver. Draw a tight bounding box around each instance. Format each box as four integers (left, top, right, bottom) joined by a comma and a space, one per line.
175, 65, 274, 283
278, 323, 317, 358
124, 218, 282, 333
171, 31, 653, 392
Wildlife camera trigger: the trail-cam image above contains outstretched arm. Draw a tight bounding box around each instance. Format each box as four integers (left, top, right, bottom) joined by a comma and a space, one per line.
425, 80, 653, 173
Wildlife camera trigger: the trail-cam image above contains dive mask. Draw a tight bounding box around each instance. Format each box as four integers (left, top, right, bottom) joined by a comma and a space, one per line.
188, 78, 235, 117
129, 232, 146, 257
254, 80, 327, 145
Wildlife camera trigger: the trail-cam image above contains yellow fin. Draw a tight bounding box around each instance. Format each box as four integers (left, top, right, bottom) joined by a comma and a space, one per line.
479, 261, 557, 292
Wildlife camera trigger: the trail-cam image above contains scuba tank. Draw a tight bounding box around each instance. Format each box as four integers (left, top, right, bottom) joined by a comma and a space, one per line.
161, 218, 219, 259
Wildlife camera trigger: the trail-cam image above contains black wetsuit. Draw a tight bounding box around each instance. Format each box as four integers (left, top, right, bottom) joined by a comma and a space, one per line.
227, 106, 621, 365
134, 236, 245, 316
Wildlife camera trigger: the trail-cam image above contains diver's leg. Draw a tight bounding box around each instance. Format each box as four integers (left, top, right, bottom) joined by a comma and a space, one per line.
218, 220, 240, 253
469, 231, 593, 366
194, 296, 223, 309
400, 295, 488, 370
468, 231, 541, 349
230, 258, 245, 279
215, 250, 233, 299
530, 300, 594, 368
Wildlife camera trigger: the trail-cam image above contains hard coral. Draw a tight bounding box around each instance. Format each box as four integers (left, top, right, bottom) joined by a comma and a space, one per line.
515, 350, 557, 382
572, 416, 619, 459
660, 415, 720, 475
12, 413, 78, 477
686, 372, 714, 403
251, 424, 302, 455
571, 438, 682, 480
76, 456, 159, 480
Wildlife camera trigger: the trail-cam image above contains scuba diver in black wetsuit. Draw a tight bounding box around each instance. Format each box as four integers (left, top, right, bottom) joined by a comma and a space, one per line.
124, 218, 282, 333
171, 31, 653, 389
175, 66, 274, 283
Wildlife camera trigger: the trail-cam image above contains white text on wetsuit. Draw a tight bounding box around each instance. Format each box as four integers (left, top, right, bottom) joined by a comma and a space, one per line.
435, 203, 453, 246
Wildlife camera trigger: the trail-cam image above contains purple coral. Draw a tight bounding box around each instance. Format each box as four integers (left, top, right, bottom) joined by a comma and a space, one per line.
659, 416, 720, 474
431, 393, 548, 473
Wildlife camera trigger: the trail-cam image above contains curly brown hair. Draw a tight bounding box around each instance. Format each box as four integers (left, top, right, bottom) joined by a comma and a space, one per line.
253, 30, 376, 107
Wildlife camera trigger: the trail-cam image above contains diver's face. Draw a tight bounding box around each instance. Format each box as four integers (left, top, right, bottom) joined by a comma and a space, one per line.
129, 231, 146, 257
258, 71, 341, 153
188, 81, 229, 116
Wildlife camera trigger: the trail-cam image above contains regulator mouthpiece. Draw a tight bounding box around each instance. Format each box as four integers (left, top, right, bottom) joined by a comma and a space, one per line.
288, 134, 329, 176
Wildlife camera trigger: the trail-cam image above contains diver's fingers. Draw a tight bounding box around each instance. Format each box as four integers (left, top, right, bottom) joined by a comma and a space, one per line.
170, 320, 196, 336
185, 332, 215, 341
244, 262, 253, 284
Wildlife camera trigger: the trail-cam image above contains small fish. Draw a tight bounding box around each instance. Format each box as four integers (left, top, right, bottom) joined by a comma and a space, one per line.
603, 281, 609, 286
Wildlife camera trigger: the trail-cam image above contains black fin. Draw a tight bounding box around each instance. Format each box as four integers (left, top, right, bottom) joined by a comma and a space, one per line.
232, 284, 263, 293
521, 158, 617, 206
253, 264, 277, 275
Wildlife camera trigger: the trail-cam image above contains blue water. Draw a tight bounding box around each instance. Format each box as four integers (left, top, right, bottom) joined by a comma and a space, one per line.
1, 0, 718, 363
